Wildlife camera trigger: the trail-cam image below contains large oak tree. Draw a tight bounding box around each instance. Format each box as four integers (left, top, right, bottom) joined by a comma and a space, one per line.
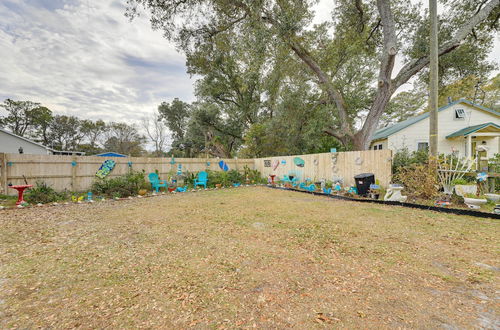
127, 0, 499, 150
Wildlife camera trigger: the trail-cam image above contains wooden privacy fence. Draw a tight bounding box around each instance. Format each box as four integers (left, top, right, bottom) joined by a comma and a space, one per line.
0, 150, 392, 195
254, 150, 393, 187
0, 154, 253, 195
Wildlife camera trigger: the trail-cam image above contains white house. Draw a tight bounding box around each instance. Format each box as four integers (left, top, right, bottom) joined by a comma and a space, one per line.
370, 99, 500, 159
0, 128, 85, 155
0, 128, 53, 155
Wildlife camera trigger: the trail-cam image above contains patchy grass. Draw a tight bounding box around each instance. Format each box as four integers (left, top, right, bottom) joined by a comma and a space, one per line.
0, 194, 17, 208
0, 187, 498, 328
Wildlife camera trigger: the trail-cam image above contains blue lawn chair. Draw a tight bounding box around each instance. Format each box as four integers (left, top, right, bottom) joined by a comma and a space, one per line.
148, 173, 167, 193
194, 171, 208, 189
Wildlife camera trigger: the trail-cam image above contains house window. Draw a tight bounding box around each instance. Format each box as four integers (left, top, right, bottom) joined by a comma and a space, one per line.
417, 142, 429, 151
455, 108, 466, 119
373, 145, 377, 150
378, 144, 383, 150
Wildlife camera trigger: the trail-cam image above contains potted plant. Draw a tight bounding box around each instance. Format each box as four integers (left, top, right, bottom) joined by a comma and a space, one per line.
453, 178, 477, 197
463, 193, 487, 209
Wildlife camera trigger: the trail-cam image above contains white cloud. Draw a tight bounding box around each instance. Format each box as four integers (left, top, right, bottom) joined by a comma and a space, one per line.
0, 0, 195, 124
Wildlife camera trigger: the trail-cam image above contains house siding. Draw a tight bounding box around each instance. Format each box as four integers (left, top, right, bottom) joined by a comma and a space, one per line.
380, 103, 499, 157
0, 130, 51, 155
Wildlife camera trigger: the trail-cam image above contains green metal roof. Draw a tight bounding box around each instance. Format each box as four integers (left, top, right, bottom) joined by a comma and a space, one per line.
371, 99, 500, 141
446, 122, 500, 138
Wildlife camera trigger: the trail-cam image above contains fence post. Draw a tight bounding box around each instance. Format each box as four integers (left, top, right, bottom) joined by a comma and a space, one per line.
0, 153, 7, 194
71, 155, 77, 192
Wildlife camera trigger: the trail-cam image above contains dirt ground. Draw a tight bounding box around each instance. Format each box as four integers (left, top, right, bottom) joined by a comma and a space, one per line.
0, 187, 498, 328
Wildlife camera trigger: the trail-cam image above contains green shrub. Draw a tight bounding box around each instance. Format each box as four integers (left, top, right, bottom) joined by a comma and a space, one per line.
227, 169, 243, 184
392, 148, 429, 174
243, 166, 266, 184
451, 178, 469, 185
91, 170, 146, 198
25, 181, 67, 204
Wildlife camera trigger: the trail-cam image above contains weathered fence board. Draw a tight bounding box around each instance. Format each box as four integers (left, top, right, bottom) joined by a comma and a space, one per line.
0, 154, 254, 195
254, 150, 392, 187
0, 150, 392, 195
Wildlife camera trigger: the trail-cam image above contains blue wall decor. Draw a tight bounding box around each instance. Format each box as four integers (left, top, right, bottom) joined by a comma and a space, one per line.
7, 161, 13, 167
71, 161, 77, 167
293, 157, 305, 167
170, 157, 176, 165
218, 160, 229, 171
127, 161, 133, 167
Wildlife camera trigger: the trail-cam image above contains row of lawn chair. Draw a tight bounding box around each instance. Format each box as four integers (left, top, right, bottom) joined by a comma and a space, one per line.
148, 171, 208, 193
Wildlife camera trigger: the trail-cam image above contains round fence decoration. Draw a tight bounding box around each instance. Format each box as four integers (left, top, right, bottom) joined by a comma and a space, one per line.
355, 157, 363, 165
128, 161, 133, 168
71, 161, 77, 167
281, 160, 286, 165
170, 157, 176, 165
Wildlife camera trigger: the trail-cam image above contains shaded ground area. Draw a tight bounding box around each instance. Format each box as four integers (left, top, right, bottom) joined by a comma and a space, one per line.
0, 187, 498, 328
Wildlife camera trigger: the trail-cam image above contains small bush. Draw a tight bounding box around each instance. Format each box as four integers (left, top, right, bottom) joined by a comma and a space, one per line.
451, 178, 469, 185
91, 170, 146, 198
243, 166, 266, 184
394, 163, 439, 200
25, 181, 67, 204
392, 148, 429, 174
227, 170, 243, 184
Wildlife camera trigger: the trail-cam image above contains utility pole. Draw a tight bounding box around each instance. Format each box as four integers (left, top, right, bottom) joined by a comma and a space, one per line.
429, 0, 438, 158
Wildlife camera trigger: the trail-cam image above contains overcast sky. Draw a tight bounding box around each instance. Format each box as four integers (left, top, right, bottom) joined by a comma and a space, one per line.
0, 0, 499, 125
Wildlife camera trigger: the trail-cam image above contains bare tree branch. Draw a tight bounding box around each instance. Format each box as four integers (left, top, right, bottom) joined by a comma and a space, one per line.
392, 0, 500, 91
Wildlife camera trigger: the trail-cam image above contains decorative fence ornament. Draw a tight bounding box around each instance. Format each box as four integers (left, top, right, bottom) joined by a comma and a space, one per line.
293, 157, 305, 167
218, 160, 229, 171
477, 172, 487, 182
272, 159, 280, 171
355, 157, 363, 165
263, 160, 271, 167
96, 160, 116, 178
71, 161, 77, 167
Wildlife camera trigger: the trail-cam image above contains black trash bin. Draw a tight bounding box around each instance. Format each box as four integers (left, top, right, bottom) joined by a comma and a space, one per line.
354, 173, 375, 196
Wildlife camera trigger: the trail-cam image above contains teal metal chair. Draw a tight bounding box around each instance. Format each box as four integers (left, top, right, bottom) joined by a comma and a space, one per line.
194, 171, 208, 189
148, 173, 167, 193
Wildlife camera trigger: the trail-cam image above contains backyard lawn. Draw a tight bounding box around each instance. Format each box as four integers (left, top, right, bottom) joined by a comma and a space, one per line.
0, 187, 498, 328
